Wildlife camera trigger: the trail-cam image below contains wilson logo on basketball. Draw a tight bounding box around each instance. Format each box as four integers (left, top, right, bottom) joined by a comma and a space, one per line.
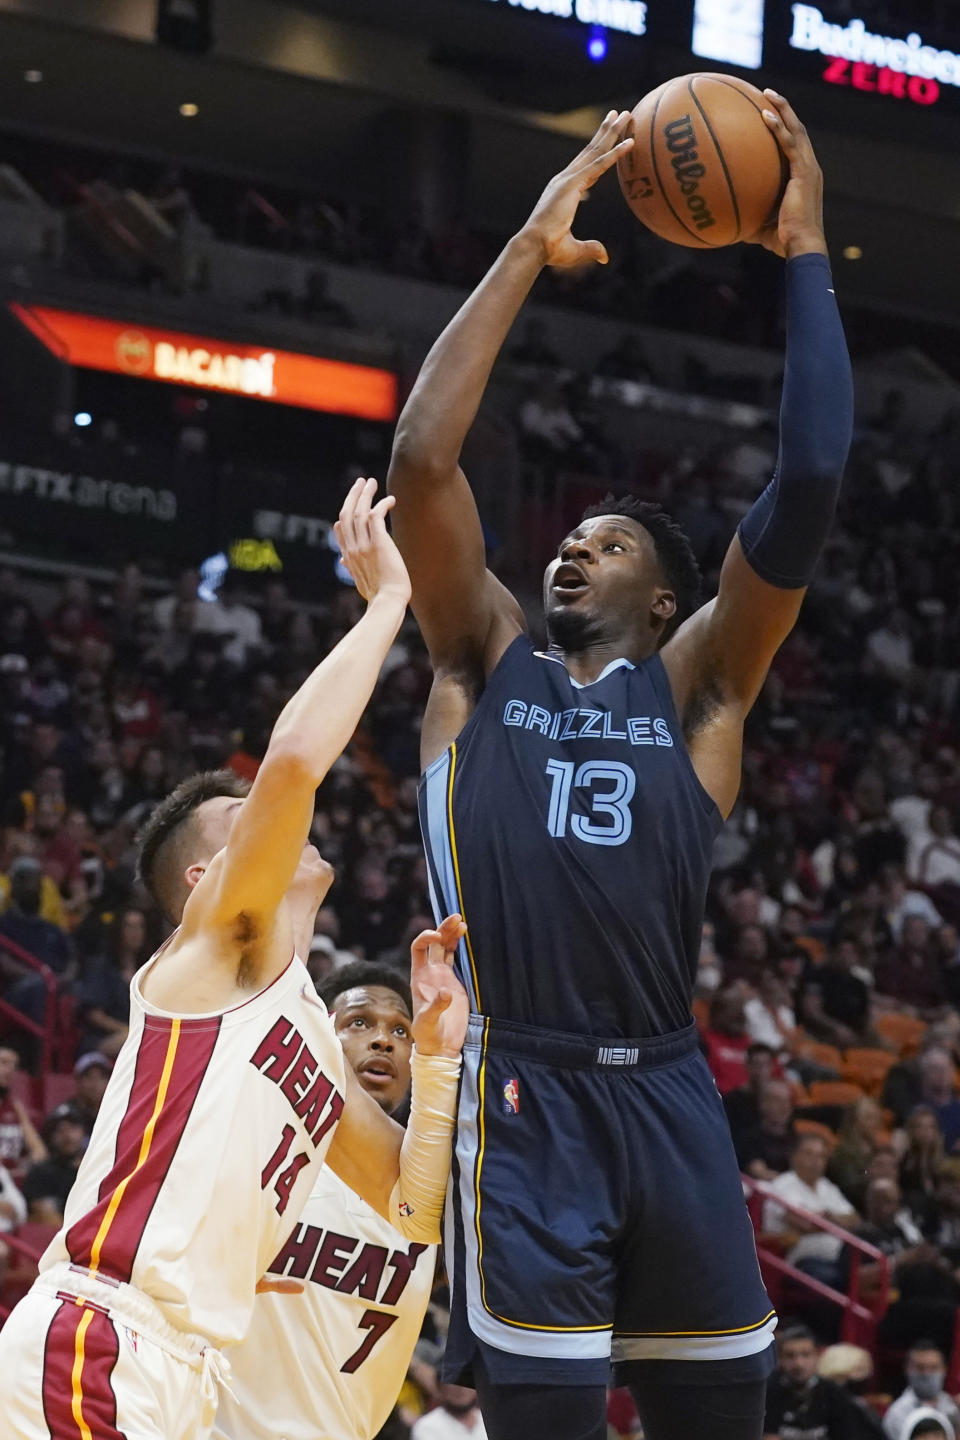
115, 331, 153, 375
662, 116, 716, 233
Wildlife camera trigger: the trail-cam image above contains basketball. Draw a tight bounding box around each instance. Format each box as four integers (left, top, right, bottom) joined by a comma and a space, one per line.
617, 73, 788, 249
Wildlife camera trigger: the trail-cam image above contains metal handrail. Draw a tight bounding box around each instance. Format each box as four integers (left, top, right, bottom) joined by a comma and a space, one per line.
742, 1174, 891, 1346
0, 934, 58, 1101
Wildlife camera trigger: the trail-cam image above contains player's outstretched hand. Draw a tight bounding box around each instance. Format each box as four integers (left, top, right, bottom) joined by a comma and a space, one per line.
334, 477, 412, 608
746, 91, 826, 260
410, 914, 469, 1059
519, 109, 634, 270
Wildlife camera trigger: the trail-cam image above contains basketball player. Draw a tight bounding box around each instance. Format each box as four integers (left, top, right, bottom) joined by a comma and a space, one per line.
0, 480, 469, 1440
214, 960, 438, 1440
387, 98, 853, 1440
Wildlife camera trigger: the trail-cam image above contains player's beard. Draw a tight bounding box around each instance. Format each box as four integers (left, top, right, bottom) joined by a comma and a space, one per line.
544, 602, 605, 653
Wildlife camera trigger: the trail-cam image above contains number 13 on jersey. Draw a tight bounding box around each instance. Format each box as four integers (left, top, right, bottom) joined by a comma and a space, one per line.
545, 759, 636, 847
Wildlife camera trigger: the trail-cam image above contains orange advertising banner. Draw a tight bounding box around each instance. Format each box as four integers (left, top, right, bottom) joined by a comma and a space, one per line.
9, 303, 397, 421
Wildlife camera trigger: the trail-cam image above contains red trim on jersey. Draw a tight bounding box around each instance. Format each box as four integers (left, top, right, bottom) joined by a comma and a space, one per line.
65, 1016, 221, 1282
41, 1299, 127, 1439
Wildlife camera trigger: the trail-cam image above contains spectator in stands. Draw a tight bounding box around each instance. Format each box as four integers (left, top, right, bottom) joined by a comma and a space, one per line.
882, 867, 943, 944
508, 317, 560, 368
764, 1134, 859, 1288
70, 1052, 111, 1136
518, 375, 584, 460
193, 574, 263, 667
0, 1158, 27, 1288
410, 1383, 487, 1439
875, 916, 945, 1013
915, 1051, 960, 1153
899, 1107, 946, 1217
853, 1179, 957, 1356
735, 1078, 798, 1180
897, 1412, 954, 1438
829, 1098, 885, 1209
723, 1040, 776, 1134
744, 971, 797, 1053
924, 1159, 960, 1265
300, 267, 353, 328
917, 807, 960, 891
22, 1102, 86, 1224
764, 1325, 883, 1439
882, 1340, 960, 1440
798, 939, 872, 1049
594, 332, 651, 384
76, 906, 152, 1057
0, 1044, 45, 1179
701, 987, 752, 1093
0, 856, 74, 1033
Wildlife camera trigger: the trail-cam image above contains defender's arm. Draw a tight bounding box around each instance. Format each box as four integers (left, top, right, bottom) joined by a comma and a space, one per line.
183, 482, 409, 973
325, 918, 468, 1241
667, 94, 852, 722
389, 111, 635, 672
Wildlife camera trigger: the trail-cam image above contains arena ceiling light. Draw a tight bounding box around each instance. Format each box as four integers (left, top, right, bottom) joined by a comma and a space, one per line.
23, 69, 43, 83
179, 101, 200, 116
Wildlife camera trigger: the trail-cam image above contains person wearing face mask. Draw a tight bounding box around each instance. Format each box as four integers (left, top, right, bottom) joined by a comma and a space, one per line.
882, 1341, 960, 1440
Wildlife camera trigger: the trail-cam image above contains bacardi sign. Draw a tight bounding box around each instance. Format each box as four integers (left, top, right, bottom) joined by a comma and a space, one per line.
9, 305, 397, 420
789, 3, 957, 105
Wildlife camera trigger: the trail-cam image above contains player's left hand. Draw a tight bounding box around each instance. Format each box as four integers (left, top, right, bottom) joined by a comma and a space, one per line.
410, 914, 470, 1058
746, 91, 827, 260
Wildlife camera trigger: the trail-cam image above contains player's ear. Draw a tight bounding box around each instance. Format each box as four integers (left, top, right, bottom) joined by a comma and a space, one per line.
184, 862, 206, 892
652, 588, 676, 622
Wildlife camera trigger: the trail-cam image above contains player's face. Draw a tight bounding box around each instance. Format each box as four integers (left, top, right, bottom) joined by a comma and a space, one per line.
542, 516, 674, 645
332, 986, 413, 1114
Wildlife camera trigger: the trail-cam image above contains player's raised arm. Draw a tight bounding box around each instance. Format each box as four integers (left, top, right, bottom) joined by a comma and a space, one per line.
666, 93, 853, 735
388, 110, 635, 672
183, 479, 409, 958
324, 916, 469, 1242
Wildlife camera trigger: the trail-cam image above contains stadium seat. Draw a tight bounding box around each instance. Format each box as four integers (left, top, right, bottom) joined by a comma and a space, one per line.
875, 1014, 927, 1057
842, 1048, 897, 1097
806, 1080, 866, 1108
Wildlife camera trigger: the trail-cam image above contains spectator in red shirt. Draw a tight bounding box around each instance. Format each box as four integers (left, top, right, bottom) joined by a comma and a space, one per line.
702, 988, 752, 1094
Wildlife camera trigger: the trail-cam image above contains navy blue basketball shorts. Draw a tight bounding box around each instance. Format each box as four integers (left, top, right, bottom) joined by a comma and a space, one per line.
443, 1016, 776, 1387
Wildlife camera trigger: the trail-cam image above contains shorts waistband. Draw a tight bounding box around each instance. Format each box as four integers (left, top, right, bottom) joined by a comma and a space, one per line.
38, 1263, 215, 1368
464, 1015, 699, 1070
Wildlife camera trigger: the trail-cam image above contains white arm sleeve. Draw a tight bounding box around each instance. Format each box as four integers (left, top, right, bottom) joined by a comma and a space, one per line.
389, 1048, 461, 1243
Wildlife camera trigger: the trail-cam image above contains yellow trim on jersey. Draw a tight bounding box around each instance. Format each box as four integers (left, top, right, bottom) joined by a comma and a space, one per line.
70, 1307, 95, 1440
615, 1311, 777, 1339
472, 1026, 611, 1336
446, 743, 482, 1009
89, 1018, 181, 1274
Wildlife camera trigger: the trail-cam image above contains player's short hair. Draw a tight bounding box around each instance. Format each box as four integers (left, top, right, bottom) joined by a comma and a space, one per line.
319, 961, 412, 1018
580, 494, 702, 645
137, 770, 251, 924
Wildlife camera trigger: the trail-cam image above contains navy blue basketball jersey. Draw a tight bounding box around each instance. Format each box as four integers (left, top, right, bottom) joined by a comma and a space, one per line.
419, 635, 723, 1038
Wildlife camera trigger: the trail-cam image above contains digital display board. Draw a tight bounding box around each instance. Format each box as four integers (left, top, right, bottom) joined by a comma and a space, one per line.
9, 306, 398, 421
692, 0, 765, 70
763, 3, 959, 108
480, 0, 647, 38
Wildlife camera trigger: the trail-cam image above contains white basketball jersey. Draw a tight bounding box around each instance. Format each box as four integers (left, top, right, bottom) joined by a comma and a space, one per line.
214, 1166, 436, 1440
41, 951, 346, 1347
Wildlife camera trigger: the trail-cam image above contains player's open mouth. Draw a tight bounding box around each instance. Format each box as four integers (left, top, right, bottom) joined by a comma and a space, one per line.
359, 1060, 397, 1082
552, 563, 589, 597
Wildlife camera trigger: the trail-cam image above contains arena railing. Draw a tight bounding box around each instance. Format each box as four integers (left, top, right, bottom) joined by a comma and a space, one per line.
0, 935, 59, 1104
742, 1175, 890, 1349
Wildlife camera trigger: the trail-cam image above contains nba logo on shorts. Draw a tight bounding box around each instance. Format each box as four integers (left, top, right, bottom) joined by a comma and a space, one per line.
502, 1078, 520, 1115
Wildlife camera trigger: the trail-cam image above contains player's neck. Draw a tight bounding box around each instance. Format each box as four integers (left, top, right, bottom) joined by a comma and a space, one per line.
558, 634, 656, 685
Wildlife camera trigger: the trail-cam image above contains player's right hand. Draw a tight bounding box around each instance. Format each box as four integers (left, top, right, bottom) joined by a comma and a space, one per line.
518, 109, 634, 271
410, 914, 470, 1058
747, 91, 826, 260
334, 477, 412, 608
